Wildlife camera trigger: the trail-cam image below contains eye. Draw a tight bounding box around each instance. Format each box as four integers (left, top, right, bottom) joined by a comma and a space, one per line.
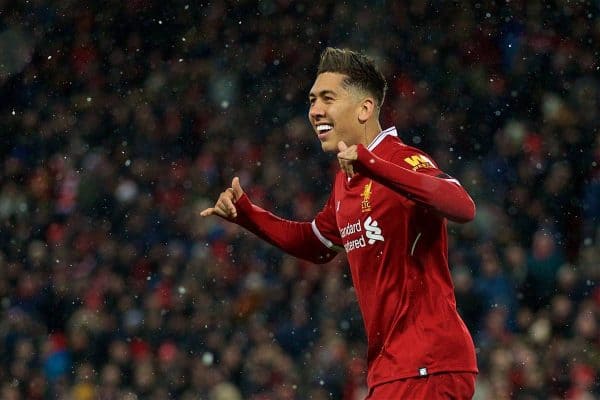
324, 96, 334, 103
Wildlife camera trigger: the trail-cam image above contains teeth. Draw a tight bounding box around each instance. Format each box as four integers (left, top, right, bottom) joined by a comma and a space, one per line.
317, 124, 333, 131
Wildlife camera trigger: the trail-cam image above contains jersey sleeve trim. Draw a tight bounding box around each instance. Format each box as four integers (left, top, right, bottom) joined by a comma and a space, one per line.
311, 220, 343, 252
436, 173, 461, 185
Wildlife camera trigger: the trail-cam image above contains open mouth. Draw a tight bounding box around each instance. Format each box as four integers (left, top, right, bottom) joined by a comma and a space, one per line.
316, 124, 333, 135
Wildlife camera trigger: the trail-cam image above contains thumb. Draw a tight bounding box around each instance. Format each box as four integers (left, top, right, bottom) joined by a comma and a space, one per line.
231, 176, 244, 200
338, 141, 348, 152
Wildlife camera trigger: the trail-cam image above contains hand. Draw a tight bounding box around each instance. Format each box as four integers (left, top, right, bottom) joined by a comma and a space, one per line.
200, 177, 244, 219
337, 141, 358, 178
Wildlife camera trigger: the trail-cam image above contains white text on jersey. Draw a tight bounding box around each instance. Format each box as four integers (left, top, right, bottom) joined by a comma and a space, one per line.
340, 216, 384, 253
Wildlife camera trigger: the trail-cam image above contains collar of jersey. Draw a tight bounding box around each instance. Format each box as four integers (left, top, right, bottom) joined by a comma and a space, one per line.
367, 126, 398, 151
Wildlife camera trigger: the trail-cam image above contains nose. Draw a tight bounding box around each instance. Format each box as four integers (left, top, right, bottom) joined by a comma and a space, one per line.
309, 101, 325, 120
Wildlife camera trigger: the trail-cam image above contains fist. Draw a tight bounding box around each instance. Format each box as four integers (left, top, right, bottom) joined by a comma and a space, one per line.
337, 141, 358, 178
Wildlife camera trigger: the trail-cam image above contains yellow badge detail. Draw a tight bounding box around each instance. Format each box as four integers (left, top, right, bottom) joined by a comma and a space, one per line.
404, 154, 435, 171
361, 180, 372, 213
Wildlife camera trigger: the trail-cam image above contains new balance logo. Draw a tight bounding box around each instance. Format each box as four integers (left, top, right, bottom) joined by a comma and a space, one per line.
364, 216, 384, 244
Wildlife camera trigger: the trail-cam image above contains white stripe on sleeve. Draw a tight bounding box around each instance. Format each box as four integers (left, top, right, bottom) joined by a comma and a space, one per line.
311, 220, 342, 252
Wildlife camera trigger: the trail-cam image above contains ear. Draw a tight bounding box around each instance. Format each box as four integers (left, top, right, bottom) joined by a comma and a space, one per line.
358, 97, 376, 124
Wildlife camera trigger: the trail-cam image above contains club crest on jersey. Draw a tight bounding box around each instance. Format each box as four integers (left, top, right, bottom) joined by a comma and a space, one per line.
360, 180, 373, 212
404, 154, 435, 171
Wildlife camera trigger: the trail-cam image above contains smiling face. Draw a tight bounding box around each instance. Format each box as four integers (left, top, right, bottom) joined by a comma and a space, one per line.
308, 72, 365, 153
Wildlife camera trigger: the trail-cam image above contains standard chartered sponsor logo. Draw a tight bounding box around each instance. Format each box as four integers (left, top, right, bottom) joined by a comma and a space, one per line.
364, 216, 384, 244
365, 216, 384, 244
340, 220, 362, 238
344, 235, 366, 252
340, 216, 384, 252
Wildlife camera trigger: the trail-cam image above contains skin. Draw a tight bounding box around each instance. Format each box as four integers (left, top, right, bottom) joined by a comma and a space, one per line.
201, 71, 382, 219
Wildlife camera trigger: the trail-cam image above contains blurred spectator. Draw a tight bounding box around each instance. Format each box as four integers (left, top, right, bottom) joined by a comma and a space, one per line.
0, 1, 598, 398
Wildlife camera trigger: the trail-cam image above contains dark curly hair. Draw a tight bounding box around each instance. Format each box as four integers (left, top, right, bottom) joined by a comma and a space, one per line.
317, 47, 387, 109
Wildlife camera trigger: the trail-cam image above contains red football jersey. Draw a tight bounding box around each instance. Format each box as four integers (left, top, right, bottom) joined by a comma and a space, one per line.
311, 127, 478, 388
233, 126, 478, 390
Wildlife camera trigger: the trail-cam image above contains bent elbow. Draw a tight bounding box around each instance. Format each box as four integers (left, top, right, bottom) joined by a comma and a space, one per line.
467, 198, 476, 221
463, 203, 476, 223
453, 198, 476, 223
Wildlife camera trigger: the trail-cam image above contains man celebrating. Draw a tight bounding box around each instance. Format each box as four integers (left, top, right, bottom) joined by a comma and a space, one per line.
201, 47, 478, 399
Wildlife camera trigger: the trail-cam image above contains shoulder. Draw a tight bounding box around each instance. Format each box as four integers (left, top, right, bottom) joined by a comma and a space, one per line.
381, 138, 439, 171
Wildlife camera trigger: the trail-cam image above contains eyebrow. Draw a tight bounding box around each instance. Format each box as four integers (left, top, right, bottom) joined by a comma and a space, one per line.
308, 89, 337, 99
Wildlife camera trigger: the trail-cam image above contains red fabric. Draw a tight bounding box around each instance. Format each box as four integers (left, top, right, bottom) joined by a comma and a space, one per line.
234, 129, 478, 390
366, 372, 476, 400
355, 143, 475, 222
233, 195, 338, 264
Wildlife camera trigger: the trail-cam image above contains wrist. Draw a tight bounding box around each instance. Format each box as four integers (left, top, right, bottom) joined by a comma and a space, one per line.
356, 144, 372, 164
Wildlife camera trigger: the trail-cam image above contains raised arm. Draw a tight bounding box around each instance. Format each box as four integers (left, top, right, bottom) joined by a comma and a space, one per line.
201, 177, 339, 264
337, 142, 476, 223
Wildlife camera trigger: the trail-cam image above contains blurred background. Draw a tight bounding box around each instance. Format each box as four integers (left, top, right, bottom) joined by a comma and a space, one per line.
0, 1, 598, 399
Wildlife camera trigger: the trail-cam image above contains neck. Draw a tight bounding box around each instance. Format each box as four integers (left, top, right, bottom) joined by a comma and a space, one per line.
360, 119, 383, 147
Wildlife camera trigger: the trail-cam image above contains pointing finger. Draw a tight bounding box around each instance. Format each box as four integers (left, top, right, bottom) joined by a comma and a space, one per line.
200, 207, 215, 217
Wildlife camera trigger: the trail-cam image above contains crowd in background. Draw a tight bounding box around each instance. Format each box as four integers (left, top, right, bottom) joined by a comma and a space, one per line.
0, 1, 599, 399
